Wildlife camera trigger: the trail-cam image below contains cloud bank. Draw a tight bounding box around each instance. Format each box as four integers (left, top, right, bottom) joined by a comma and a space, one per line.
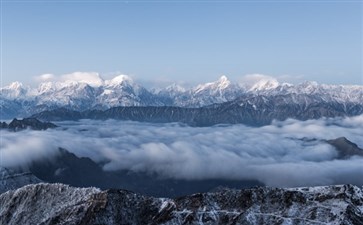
34, 72, 106, 87
1, 116, 362, 187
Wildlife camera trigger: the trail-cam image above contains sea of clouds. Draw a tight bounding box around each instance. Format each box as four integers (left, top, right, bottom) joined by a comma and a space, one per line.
1, 116, 362, 187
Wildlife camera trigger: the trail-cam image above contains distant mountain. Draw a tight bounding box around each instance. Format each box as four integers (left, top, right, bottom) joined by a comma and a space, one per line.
1, 74, 363, 119
1, 183, 362, 225
0, 118, 57, 131
32, 93, 363, 126
327, 137, 363, 159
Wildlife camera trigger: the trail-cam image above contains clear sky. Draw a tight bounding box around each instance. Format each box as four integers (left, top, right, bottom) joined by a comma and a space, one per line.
1, 0, 362, 86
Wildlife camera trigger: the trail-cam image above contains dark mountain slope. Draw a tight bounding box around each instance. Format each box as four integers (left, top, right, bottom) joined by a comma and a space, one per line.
0, 118, 57, 131
27, 148, 262, 198
0, 167, 41, 194
31, 94, 363, 126
327, 137, 363, 159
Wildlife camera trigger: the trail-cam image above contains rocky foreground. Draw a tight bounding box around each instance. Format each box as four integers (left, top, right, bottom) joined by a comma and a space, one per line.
1, 183, 362, 225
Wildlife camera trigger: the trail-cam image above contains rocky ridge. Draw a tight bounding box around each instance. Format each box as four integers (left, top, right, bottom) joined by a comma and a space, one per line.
0, 118, 57, 131
0, 183, 362, 225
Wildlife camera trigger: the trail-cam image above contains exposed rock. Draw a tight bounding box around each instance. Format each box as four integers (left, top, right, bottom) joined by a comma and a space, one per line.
327, 137, 363, 159
1, 118, 57, 131
1, 183, 362, 225
0, 122, 8, 129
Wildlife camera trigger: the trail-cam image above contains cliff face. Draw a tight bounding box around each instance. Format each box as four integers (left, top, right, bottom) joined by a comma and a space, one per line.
1, 183, 362, 225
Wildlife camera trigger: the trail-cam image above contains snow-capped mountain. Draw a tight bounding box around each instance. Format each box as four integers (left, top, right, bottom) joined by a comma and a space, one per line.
31, 94, 363, 126
1, 74, 363, 119
182, 75, 244, 107
1, 183, 362, 225
0, 82, 30, 99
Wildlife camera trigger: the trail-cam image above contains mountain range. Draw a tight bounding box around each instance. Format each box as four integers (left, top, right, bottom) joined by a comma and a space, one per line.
1, 75, 363, 120
32, 93, 363, 126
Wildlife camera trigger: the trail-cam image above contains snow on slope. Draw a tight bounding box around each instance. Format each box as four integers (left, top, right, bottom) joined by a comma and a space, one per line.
0, 183, 362, 225
0, 183, 101, 225
1, 74, 363, 118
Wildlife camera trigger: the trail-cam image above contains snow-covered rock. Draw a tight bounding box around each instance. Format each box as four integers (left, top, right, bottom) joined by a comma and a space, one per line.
0, 82, 29, 99
0, 183, 362, 224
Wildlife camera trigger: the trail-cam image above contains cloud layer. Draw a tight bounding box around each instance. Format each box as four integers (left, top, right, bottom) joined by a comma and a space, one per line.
1, 116, 362, 187
34, 72, 106, 87
31, 72, 295, 89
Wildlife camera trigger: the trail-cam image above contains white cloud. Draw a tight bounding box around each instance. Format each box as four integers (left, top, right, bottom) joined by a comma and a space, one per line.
1, 116, 362, 187
33, 72, 104, 87
34, 73, 56, 82
61, 72, 104, 86
239, 74, 278, 84
238, 74, 280, 89
238, 73, 307, 89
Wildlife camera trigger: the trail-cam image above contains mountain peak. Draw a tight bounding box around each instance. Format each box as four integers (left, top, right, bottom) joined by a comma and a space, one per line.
248, 78, 279, 91
215, 75, 231, 88
1, 81, 28, 98
106, 75, 133, 86
218, 75, 228, 82
301, 81, 318, 86
37, 82, 55, 93
165, 83, 186, 92
7, 81, 25, 90
195, 75, 231, 93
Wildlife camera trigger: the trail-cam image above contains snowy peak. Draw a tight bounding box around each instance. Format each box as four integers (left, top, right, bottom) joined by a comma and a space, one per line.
0, 82, 29, 98
248, 77, 280, 92
37, 82, 55, 94
195, 75, 231, 93
166, 83, 186, 92
295, 81, 320, 94
216, 75, 230, 88
105, 74, 133, 87
7, 81, 25, 90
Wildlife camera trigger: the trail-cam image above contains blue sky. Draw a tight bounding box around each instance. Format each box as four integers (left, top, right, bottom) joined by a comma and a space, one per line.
1, 0, 362, 86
